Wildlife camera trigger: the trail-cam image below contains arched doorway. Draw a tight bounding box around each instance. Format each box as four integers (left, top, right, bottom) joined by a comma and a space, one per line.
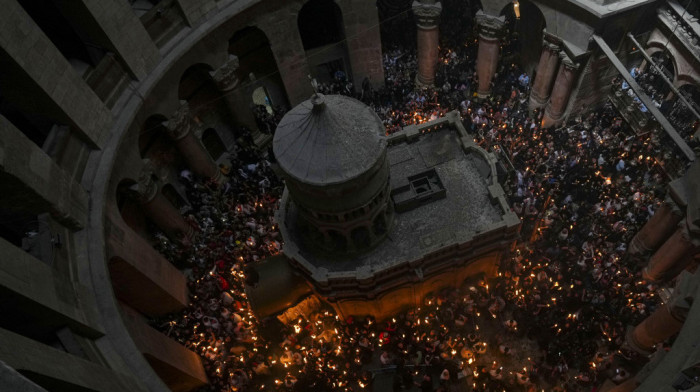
178, 63, 224, 120
377, 0, 416, 49
647, 50, 675, 100
500, 0, 545, 76
298, 0, 351, 84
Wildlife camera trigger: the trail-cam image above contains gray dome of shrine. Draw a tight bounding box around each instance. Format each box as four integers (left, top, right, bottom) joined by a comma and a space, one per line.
273, 94, 387, 186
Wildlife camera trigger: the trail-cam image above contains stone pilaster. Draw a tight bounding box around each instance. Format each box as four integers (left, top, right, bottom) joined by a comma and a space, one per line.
474, 11, 506, 98
629, 198, 684, 257
130, 162, 194, 243
165, 102, 223, 182
542, 53, 579, 128
413, 0, 442, 87
210, 55, 259, 132
529, 41, 561, 110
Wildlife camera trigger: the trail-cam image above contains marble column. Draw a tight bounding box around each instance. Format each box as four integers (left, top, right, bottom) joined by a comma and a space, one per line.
528, 41, 561, 111
412, 0, 442, 87
542, 53, 578, 128
643, 224, 698, 281
132, 163, 194, 243
474, 11, 506, 98
210, 55, 258, 132
627, 302, 685, 354
629, 198, 684, 257
165, 102, 223, 183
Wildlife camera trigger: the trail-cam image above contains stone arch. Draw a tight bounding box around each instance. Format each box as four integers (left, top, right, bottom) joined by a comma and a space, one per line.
500, 0, 546, 75
139, 114, 181, 168
201, 128, 226, 161
229, 26, 290, 117
645, 43, 679, 81
177, 63, 222, 118
298, 0, 351, 83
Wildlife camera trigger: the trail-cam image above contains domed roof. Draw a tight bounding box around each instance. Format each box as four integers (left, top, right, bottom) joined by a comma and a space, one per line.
273, 94, 387, 186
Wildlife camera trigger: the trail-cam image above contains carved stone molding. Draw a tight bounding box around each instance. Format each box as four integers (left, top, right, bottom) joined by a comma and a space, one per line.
412, 1, 442, 30
130, 160, 159, 203
210, 55, 240, 92
164, 101, 196, 141
475, 10, 506, 40
559, 52, 579, 71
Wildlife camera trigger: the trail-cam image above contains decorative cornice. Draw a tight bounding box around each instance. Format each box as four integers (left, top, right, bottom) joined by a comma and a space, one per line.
475, 10, 506, 40
412, 0, 442, 29
164, 101, 196, 141
209, 54, 240, 91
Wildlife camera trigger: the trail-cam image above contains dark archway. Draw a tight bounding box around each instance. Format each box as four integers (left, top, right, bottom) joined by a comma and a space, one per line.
647, 50, 675, 100
230, 27, 289, 114
298, 0, 351, 83
201, 128, 227, 161
178, 63, 222, 118
500, 0, 545, 76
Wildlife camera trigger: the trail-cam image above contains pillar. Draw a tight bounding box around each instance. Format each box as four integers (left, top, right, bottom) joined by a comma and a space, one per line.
412, 0, 442, 87
629, 199, 684, 257
165, 102, 223, 183
643, 225, 698, 282
131, 164, 194, 243
474, 11, 506, 98
210, 55, 258, 132
529, 41, 561, 110
627, 302, 687, 354
542, 53, 579, 128
337, 0, 386, 89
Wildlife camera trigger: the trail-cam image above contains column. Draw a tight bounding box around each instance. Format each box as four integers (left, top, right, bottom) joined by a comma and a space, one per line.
629, 198, 684, 257
528, 41, 561, 110
627, 303, 685, 354
474, 11, 506, 98
210, 55, 258, 132
542, 53, 579, 128
259, 11, 314, 106
131, 164, 194, 243
643, 225, 698, 282
337, 0, 386, 89
413, 0, 442, 87
165, 102, 223, 183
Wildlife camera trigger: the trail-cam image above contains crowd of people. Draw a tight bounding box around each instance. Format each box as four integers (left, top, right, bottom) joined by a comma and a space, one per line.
141, 6, 699, 392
